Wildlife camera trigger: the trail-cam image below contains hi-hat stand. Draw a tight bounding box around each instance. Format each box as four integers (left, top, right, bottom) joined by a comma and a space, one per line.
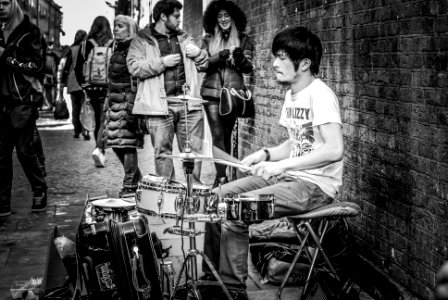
168, 84, 232, 300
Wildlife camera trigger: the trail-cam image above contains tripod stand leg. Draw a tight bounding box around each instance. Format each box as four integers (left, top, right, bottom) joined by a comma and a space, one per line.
170, 253, 190, 300
199, 252, 232, 300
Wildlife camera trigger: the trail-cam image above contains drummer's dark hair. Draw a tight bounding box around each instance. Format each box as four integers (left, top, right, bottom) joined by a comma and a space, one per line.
272, 26, 322, 75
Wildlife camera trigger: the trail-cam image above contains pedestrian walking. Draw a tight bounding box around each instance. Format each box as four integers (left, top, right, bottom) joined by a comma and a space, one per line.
127, 0, 208, 183
104, 15, 143, 196
61, 29, 90, 140
75, 16, 113, 167
0, 0, 48, 216
200, 0, 254, 188
42, 41, 59, 111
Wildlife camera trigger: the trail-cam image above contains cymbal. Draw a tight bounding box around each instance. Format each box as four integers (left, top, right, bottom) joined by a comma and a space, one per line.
158, 152, 215, 160
158, 152, 251, 171
162, 95, 209, 104
91, 198, 136, 209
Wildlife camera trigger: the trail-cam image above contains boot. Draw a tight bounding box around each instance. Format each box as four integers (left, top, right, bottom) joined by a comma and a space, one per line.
212, 176, 229, 189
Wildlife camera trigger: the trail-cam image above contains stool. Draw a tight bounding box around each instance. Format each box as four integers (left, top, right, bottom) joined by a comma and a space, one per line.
276, 201, 361, 300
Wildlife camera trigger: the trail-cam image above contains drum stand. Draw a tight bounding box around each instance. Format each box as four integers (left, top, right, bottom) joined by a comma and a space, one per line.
169, 84, 232, 300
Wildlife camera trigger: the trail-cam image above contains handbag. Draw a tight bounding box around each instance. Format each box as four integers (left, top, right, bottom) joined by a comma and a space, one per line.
53, 92, 70, 120
219, 86, 254, 118
80, 99, 95, 131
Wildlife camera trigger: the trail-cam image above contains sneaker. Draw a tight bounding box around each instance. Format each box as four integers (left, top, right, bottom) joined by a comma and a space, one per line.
92, 148, 106, 167
73, 134, 80, 138
83, 132, 91, 140
31, 189, 47, 212
212, 176, 229, 189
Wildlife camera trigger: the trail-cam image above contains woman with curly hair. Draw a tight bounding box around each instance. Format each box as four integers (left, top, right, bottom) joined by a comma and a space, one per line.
201, 0, 253, 188
200, 1, 253, 299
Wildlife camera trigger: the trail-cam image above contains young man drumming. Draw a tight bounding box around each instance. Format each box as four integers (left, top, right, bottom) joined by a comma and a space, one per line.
202, 26, 344, 300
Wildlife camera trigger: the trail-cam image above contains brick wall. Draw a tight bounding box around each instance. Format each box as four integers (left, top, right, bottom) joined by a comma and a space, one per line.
184, 1, 448, 298
182, 0, 203, 45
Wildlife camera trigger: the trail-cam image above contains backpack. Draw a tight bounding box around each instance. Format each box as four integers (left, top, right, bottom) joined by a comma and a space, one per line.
82, 39, 113, 86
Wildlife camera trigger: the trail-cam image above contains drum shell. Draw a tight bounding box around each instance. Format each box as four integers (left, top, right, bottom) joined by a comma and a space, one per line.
136, 175, 213, 217
225, 194, 275, 222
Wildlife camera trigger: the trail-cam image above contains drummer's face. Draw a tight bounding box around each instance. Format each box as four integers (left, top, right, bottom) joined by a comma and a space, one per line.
273, 50, 299, 84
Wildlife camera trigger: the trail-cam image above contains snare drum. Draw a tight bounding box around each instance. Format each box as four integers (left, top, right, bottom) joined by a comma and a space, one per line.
178, 182, 213, 215
91, 198, 135, 223
219, 194, 275, 222
136, 174, 185, 218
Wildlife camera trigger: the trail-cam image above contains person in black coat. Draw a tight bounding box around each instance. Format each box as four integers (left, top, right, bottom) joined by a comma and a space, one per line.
200, 0, 254, 188
0, 0, 48, 215
104, 15, 143, 196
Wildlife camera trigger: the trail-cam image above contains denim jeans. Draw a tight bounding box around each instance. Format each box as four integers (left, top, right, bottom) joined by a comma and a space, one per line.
86, 90, 106, 150
203, 175, 333, 289
0, 105, 47, 211
146, 104, 203, 182
203, 99, 236, 178
113, 148, 141, 190
70, 90, 85, 135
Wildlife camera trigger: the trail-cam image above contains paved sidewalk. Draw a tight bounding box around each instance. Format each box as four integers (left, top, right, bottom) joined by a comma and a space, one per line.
0, 125, 216, 299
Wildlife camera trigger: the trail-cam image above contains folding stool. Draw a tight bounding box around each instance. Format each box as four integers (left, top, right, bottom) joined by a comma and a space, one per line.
276, 201, 361, 300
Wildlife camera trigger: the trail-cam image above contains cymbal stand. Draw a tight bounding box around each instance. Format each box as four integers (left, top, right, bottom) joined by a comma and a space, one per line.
169, 84, 232, 300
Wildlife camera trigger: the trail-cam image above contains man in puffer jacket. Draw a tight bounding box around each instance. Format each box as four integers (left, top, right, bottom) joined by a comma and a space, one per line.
127, 0, 208, 183
0, 0, 48, 216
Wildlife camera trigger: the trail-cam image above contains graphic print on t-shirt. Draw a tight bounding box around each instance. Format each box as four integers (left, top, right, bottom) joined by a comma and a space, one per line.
284, 104, 314, 157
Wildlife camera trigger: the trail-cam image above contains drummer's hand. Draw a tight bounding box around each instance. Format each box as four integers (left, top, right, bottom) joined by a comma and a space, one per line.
251, 161, 284, 180
241, 150, 267, 167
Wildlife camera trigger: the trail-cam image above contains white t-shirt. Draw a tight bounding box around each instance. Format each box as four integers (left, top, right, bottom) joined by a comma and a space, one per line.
278, 79, 343, 198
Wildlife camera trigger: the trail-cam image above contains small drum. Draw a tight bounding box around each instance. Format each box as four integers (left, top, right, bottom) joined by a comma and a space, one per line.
137, 175, 184, 218
219, 194, 275, 222
91, 198, 136, 223
179, 182, 213, 215
136, 175, 214, 218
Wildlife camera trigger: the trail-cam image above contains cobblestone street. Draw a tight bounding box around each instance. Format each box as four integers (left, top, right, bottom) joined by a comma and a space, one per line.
0, 107, 217, 299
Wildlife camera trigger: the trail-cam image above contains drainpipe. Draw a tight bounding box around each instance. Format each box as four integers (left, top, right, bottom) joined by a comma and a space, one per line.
36, 0, 39, 27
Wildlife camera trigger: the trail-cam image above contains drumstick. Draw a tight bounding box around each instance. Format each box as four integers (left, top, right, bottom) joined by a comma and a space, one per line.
212, 145, 242, 165
213, 159, 251, 172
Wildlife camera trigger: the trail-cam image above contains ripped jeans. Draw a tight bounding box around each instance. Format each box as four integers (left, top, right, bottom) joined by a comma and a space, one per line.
145, 104, 203, 182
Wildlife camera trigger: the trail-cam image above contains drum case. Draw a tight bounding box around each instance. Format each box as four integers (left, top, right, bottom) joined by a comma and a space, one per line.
77, 216, 162, 300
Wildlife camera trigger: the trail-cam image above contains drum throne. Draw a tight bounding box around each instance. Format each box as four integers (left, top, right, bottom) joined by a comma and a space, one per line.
276, 201, 361, 300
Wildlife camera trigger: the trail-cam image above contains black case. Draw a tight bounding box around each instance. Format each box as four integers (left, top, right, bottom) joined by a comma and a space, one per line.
77, 216, 162, 300
77, 221, 122, 299
109, 215, 163, 300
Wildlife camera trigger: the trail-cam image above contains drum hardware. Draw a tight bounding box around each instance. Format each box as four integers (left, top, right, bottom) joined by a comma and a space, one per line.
163, 226, 205, 236
161, 83, 232, 300
160, 261, 176, 299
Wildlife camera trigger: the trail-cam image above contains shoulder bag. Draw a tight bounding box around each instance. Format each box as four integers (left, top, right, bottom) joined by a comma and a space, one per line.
218, 68, 255, 118
219, 86, 254, 118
